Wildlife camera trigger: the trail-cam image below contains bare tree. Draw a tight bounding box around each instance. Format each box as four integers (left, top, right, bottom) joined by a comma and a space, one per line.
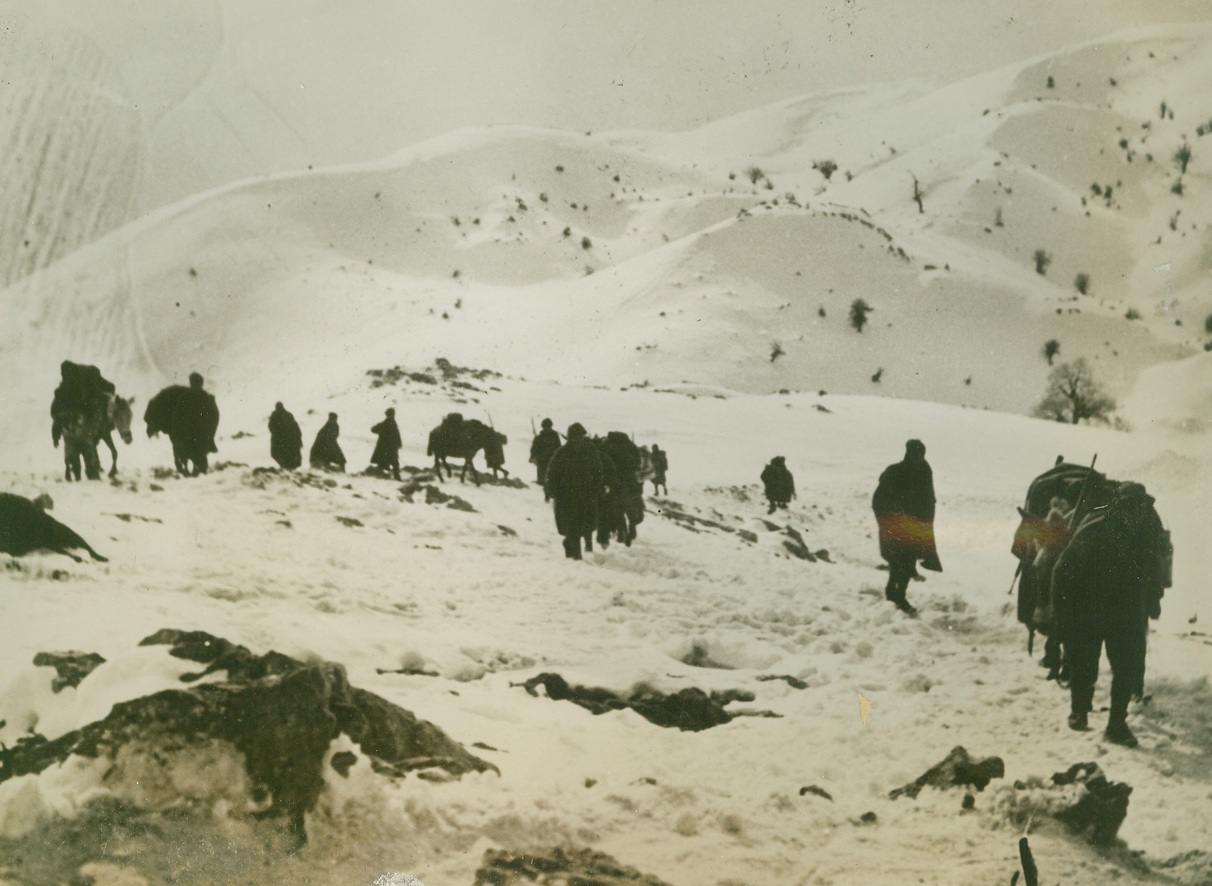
1033, 358, 1117, 424
910, 174, 924, 213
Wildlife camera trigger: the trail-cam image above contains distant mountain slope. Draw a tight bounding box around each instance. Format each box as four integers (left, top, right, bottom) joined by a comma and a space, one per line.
0, 17, 141, 289
3, 25, 1210, 450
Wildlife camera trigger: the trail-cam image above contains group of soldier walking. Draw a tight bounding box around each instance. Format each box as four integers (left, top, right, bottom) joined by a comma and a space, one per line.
528, 419, 668, 561
267, 405, 407, 480
48, 360, 1170, 750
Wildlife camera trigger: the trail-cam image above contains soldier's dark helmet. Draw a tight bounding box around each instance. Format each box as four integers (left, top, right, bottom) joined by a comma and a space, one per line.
905, 439, 926, 458
567, 423, 587, 440
189, 372, 204, 389
386, 408, 395, 417
541, 418, 553, 429
328, 412, 338, 421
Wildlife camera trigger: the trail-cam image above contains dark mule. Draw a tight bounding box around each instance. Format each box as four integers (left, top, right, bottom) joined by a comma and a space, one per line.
0, 493, 108, 562
145, 385, 220, 476
1010, 461, 1114, 680
427, 414, 504, 486
50, 366, 129, 482
62, 393, 132, 481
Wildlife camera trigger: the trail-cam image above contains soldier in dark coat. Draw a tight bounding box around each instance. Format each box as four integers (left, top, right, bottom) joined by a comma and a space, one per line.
185, 372, 220, 474
760, 456, 796, 514
872, 439, 941, 614
529, 418, 562, 497
1053, 482, 1167, 747
143, 373, 220, 476
651, 444, 668, 495
483, 429, 509, 479
310, 412, 346, 472
369, 408, 402, 480
268, 402, 303, 470
544, 422, 605, 560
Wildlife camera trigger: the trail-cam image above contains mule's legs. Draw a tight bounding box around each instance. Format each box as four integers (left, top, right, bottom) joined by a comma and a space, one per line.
82, 442, 102, 481
101, 431, 119, 478
462, 458, 481, 486
64, 443, 80, 481
171, 438, 189, 474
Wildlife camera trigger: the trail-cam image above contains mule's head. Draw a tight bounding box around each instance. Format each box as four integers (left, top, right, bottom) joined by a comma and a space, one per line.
112, 395, 134, 444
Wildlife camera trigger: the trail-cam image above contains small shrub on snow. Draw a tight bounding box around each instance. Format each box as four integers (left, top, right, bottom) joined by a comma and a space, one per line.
813, 159, 838, 181
1074, 273, 1090, 295
849, 298, 872, 333
1033, 249, 1051, 275
1174, 142, 1192, 174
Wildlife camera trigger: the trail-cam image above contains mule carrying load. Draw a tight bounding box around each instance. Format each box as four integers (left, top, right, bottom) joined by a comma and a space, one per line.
427, 413, 506, 486
50, 361, 133, 481
1009, 458, 1173, 682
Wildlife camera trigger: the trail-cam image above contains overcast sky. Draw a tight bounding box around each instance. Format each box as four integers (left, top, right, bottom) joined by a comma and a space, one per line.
14, 0, 1210, 208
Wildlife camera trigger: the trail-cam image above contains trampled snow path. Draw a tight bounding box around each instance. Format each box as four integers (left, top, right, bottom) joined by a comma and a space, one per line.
2, 380, 1210, 885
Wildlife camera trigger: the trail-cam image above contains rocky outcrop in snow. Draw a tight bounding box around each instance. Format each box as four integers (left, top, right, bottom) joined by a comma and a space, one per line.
889, 746, 1006, 799
1, 630, 497, 846
519, 672, 769, 732
474, 846, 674, 885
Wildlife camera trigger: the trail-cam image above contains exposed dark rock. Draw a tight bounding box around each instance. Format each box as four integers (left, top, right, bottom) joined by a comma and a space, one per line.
33, 651, 105, 692
474, 846, 674, 885
1050, 762, 1132, 845
889, 746, 1005, 799
1155, 849, 1212, 885
330, 751, 358, 777
519, 672, 740, 731
757, 674, 808, 690
781, 526, 817, 561
799, 784, 833, 801
2, 630, 496, 846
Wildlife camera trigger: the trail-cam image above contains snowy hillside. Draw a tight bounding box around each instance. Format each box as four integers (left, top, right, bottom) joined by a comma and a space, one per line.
3, 376, 1212, 885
